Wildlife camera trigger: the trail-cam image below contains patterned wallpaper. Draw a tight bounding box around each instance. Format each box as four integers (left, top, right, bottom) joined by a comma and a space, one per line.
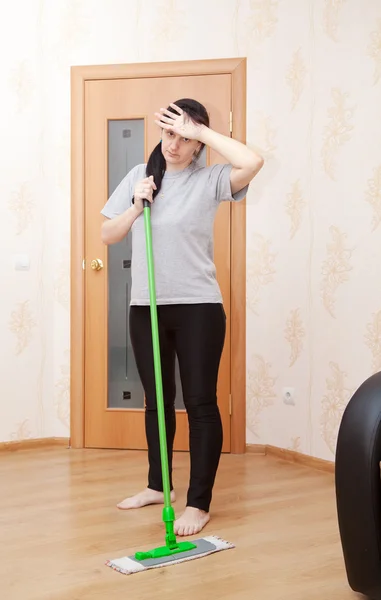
2, 0, 381, 462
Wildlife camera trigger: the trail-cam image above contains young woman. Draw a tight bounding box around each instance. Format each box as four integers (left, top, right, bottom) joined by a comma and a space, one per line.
101, 99, 264, 537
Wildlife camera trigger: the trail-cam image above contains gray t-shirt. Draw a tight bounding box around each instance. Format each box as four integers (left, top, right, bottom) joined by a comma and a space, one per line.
101, 160, 248, 306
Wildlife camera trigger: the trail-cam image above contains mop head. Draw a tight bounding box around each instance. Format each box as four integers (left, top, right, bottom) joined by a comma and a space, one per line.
106, 535, 234, 575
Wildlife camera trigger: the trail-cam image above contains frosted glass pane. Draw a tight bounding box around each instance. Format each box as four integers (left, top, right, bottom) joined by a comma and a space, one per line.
107, 123, 207, 410
107, 119, 145, 409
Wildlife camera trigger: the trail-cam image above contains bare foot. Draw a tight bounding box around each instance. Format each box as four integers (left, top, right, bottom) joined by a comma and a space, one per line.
174, 507, 210, 536
117, 487, 176, 510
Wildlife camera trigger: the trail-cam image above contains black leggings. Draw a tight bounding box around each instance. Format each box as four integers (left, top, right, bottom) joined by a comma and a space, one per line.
129, 303, 226, 513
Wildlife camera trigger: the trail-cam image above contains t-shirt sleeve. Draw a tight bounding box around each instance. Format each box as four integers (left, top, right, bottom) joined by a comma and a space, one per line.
100, 164, 146, 218
207, 163, 249, 203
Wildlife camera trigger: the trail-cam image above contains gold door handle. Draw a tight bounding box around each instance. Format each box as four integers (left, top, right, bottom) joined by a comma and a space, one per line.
90, 258, 103, 271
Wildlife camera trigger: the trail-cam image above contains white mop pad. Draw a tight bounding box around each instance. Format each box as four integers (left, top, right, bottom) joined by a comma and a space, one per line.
106, 535, 235, 575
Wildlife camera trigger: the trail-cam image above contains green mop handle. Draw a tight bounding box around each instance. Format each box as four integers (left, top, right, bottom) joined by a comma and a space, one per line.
143, 199, 177, 547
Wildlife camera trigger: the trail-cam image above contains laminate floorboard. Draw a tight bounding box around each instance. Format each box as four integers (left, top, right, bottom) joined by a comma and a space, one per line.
0, 447, 359, 600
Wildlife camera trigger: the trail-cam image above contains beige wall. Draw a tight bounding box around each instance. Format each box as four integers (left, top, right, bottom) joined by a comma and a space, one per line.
2, 0, 381, 461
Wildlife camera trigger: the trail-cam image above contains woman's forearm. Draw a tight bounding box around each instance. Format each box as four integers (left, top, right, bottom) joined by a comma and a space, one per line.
198, 126, 263, 171
101, 205, 141, 245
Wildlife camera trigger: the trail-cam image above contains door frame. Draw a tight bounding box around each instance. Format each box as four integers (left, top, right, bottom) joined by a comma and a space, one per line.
70, 57, 247, 453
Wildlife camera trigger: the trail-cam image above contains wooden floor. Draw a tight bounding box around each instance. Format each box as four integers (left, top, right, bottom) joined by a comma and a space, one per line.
0, 446, 359, 600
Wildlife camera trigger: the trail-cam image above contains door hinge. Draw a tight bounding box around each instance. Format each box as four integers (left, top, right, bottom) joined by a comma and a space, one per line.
229, 393, 232, 415
229, 111, 233, 134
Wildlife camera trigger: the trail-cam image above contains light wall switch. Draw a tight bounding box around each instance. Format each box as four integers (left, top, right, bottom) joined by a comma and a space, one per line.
14, 254, 30, 271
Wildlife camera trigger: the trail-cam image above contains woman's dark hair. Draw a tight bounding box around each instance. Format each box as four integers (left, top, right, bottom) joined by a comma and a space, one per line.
146, 98, 210, 199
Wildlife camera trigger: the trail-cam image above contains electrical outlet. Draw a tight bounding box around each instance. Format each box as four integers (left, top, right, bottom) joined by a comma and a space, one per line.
283, 387, 295, 405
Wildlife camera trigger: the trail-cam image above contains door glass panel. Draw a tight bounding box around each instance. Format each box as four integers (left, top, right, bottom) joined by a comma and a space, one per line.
107, 121, 207, 410
107, 119, 145, 409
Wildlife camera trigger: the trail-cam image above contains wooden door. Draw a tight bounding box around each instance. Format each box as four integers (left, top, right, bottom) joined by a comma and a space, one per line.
84, 74, 232, 452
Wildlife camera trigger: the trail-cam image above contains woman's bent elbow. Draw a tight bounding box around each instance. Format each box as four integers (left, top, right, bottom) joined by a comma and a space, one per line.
101, 222, 112, 245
